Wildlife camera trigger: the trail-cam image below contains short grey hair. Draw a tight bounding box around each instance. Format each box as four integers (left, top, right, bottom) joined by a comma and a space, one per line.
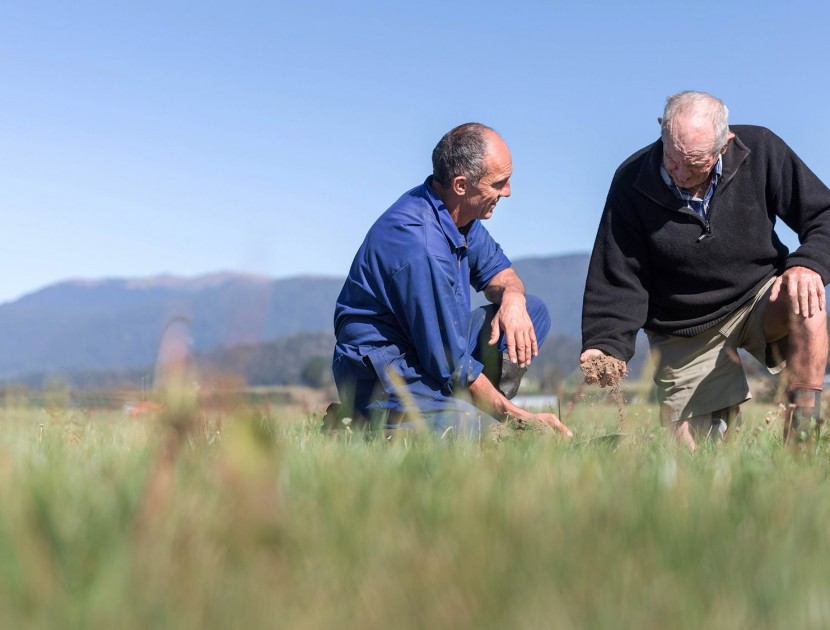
661, 91, 730, 155
431, 122, 494, 187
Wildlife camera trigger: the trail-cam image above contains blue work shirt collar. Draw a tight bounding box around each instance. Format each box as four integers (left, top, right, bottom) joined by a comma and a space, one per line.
424, 177, 468, 251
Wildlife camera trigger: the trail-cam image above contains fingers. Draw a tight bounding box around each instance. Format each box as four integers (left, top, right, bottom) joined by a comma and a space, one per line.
778, 267, 825, 318
809, 286, 821, 317
579, 350, 600, 385
582, 370, 598, 385
769, 275, 783, 302
494, 309, 536, 367
793, 278, 821, 318
537, 413, 573, 438
506, 330, 532, 368
788, 277, 803, 316
505, 332, 518, 365
517, 329, 532, 367
488, 319, 500, 346
579, 349, 602, 384
552, 417, 574, 438
807, 279, 826, 317
580, 350, 626, 388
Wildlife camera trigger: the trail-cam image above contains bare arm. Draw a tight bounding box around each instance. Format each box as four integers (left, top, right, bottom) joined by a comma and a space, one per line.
469, 372, 572, 437
483, 267, 537, 368
483, 265, 526, 303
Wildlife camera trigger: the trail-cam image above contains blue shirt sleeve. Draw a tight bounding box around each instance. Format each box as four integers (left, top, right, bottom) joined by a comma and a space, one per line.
465, 221, 512, 292
386, 253, 483, 395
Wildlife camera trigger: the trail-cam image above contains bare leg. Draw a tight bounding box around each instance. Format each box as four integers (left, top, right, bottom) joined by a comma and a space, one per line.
764, 288, 828, 442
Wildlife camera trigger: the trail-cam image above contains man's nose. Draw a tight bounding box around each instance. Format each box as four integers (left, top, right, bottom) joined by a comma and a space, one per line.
670, 163, 689, 179
501, 182, 512, 198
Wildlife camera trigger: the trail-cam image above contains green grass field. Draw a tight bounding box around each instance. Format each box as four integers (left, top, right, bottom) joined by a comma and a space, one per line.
0, 395, 828, 629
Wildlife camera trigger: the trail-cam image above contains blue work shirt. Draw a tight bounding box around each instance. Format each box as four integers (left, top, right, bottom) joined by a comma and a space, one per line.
333, 177, 512, 415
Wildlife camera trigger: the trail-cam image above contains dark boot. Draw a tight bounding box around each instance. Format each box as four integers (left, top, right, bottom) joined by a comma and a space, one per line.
498, 352, 527, 400
321, 402, 369, 432
785, 388, 823, 444
322, 402, 345, 431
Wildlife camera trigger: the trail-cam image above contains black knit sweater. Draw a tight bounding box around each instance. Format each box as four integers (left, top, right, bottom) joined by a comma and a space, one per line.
582, 125, 830, 362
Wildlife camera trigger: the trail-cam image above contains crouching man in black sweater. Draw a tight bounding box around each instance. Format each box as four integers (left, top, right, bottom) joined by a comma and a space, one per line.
581, 91, 830, 449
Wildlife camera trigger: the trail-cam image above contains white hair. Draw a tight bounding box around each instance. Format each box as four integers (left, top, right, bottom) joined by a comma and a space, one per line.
661, 91, 730, 155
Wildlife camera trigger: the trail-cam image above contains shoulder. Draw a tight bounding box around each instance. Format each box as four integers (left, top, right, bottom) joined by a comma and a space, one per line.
731, 125, 790, 151
368, 185, 432, 241
728, 125, 805, 173
611, 141, 657, 185
361, 184, 449, 270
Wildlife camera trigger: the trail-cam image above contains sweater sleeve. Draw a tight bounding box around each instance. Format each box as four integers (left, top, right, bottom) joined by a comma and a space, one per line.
581, 179, 651, 362
766, 130, 830, 283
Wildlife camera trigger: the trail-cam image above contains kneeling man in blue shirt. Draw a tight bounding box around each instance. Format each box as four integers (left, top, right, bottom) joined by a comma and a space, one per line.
332, 123, 572, 437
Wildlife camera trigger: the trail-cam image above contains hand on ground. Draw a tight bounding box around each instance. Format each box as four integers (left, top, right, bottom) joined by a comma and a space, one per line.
531, 412, 573, 438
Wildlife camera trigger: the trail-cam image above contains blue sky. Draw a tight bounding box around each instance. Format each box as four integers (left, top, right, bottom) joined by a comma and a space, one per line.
2, 1, 829, 304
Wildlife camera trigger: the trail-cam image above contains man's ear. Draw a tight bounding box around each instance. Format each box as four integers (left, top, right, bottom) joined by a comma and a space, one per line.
657, 117, 663, 126
452, 175, 468, 196
719, 132, 736, 155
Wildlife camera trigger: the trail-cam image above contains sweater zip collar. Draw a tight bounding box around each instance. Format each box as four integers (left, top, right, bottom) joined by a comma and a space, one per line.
633, 134, 751, 211
632, 133, 752, 240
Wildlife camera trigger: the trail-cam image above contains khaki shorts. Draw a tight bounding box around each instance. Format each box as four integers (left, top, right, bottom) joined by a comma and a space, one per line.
646, 276, 786, 424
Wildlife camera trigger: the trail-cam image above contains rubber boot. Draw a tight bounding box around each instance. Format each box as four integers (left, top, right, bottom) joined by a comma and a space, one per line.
784, 388, 822, 445
497, 353, 527, 400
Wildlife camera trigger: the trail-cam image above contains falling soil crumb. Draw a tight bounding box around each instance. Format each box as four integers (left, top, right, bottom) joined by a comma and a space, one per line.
581, 354, 628, 430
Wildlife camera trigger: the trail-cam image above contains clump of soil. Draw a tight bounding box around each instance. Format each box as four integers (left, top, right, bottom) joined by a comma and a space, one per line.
580, 354, 627, 430
489, 415, 554, 442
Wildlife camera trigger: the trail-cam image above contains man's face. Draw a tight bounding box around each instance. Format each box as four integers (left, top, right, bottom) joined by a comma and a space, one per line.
661, 115, 723, 190
662, 139, 721, 190
463, 134, 513, 222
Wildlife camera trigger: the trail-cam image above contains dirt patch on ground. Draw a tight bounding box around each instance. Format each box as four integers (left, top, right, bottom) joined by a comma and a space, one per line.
580, 354, 627, 431
488, 415, 554, 442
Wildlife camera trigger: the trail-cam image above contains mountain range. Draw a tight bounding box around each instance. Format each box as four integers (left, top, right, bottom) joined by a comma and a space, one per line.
0, 254, 595, 387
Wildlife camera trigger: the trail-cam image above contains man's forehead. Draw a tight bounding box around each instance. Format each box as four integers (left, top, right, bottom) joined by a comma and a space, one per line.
483, 135, 512, 172
666, 114, 716, 153
483, 156, 512, 181
665, 139, 711, 161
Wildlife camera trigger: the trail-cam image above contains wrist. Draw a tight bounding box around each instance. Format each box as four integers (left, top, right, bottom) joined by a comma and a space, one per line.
500, 290, 526, 307
501, 400, 529, 421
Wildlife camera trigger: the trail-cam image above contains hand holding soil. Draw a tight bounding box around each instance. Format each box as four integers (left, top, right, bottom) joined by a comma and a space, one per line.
579, 351, 627, 387
579, 349, 628, 430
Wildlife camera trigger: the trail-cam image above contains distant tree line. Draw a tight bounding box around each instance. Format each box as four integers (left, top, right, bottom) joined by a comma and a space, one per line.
0, 330, 656, 394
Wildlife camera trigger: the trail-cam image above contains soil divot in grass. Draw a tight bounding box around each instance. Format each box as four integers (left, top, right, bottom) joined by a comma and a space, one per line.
580, 354, 627, 431
489, 415, 554, 442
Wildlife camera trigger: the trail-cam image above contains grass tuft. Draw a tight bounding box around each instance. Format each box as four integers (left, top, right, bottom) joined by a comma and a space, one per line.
0, 400, 826, 627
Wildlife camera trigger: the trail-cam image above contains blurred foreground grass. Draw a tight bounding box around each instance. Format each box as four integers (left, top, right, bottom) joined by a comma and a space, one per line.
0, 398, 828, 629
